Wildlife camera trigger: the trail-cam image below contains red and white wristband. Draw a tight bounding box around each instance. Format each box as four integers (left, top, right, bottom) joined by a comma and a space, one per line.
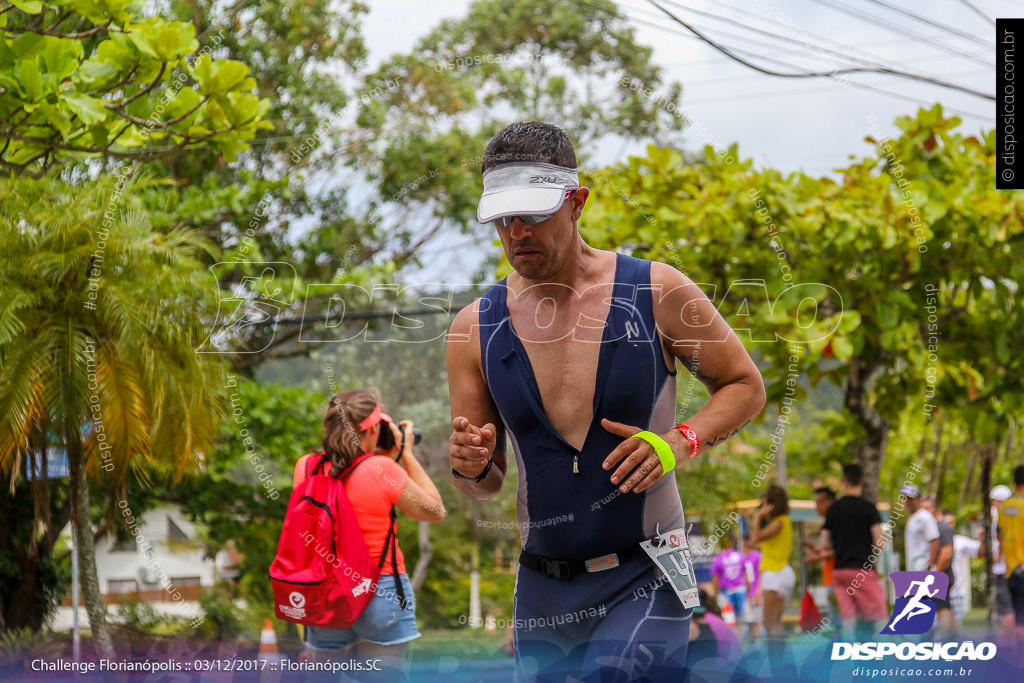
674, 423, 700, 460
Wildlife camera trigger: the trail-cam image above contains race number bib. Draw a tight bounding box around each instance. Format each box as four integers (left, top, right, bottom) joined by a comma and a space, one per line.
640, 527, 701, 609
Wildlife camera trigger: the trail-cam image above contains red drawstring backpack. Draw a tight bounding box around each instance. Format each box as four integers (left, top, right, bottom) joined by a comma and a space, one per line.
270, 453, 405, 628
799, 589, 823, 632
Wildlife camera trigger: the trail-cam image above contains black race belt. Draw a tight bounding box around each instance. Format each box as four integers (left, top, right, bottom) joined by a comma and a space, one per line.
520, 544, 648, 580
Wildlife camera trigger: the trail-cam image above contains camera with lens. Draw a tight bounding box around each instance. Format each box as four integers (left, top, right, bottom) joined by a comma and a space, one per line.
377, 419, 422, 452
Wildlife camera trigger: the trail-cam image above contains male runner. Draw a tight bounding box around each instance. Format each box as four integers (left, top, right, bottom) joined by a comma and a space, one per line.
446, 122, 766, 681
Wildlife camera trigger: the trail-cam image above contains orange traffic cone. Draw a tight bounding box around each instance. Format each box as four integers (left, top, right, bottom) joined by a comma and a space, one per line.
722, 601, 737, 630
258, 619, 279, 662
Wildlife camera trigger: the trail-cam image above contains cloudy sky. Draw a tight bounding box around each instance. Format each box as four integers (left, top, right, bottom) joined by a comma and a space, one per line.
362, 0, 1000, 176
355, 0, 1005, 281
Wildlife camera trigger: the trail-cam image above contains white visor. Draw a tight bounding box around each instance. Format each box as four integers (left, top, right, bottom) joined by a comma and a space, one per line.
477, 162, 580, 223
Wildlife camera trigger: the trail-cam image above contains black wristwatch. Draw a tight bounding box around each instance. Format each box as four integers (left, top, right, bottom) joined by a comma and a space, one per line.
452, 457, 493, 483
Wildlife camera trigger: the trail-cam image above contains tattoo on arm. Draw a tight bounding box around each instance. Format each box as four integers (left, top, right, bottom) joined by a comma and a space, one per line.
704, 419, 752, 449
694, 367, 721, 388
677, 353, 720, 388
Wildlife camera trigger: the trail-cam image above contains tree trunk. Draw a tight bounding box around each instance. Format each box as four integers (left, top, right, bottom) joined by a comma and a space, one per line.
69, 443, 114, 658
844, 358, 889, 502
773, 407, 787, 487
932, 418, 949, 506
410, 521, 432, 593
980, 442, 996, 634
0, 483, 72, 632
960, 447, 979, 508
1007, 420, 1017, 465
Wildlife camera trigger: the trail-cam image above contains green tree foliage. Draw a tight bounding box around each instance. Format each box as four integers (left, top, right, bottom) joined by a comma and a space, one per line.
349, 0, 685, 257
0, 173, 229, 652
578, 105, 1024, 501
0, 0, 271, 176
150, 0, 371, 278
175, 378, 320, 613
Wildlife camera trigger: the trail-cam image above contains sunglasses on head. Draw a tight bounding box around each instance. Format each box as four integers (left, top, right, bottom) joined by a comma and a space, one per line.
494, 189, 576, 228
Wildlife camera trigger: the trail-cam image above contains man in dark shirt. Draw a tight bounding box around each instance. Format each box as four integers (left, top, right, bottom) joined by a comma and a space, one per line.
923, 497, 956, 639
819, 464, 887, 640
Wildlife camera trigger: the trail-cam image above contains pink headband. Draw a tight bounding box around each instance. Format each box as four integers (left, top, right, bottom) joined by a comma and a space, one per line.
357, 405, 392, 431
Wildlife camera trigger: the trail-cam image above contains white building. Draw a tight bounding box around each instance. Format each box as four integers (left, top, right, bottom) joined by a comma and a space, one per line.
53, 505, 235, 630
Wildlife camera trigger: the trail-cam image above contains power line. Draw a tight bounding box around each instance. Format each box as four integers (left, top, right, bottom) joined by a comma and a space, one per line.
652, 0, 985, 70
634, 0, 990, 96
954, 0, 997, 26
612, 8, 994, 123
679, 81, 993, 124
639, 0, 994, 100
806, 0, 992, 67
665, 0, 992, 72
678, 66, 990, 89
858, 0, 990, 48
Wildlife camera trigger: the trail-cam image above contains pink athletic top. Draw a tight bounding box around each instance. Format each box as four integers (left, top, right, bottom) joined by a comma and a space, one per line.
294, 453, 408, 575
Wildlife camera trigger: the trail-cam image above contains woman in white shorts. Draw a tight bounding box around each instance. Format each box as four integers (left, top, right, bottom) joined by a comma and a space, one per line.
749, 484, 794, 670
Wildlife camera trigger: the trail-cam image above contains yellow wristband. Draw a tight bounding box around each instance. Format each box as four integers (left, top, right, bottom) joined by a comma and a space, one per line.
632, 431, 676, 474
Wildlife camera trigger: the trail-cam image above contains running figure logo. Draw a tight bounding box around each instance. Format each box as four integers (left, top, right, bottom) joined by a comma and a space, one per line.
880, 571, 949, 635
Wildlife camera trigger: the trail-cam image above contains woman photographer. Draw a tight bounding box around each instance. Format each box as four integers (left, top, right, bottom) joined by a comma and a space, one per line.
293, 388, 445, 680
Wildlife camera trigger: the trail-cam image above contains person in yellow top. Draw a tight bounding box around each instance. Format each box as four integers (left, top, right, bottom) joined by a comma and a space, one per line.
749, 484, 794, 670
997, 465, 1024, 644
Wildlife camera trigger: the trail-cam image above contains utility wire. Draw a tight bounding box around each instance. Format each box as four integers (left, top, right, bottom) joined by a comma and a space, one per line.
641, 0, 994, 100
660, 43, 991, 72
617, 9, 993, 123
807, 0, 992, 67
859, 0, 990, 48
652, 0, 991, 73
644, 0, 987, 92
954, 0, 997, 26
678, 66, 990, 89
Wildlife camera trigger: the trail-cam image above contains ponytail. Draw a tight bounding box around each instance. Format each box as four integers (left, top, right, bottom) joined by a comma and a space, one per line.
322, 388, 382, 477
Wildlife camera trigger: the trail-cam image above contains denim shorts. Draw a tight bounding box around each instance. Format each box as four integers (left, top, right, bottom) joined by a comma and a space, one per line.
306, 573, 420, 649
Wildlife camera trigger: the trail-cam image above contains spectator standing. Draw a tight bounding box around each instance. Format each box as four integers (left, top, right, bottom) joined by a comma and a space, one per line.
741, 540, 763, 642
923, 498, 956, 639
804, 486, 837, 627
943, 509, 983, 631
749, 484, 793, 669
294, 389, 446, 682
991, 485, 1017, 636
902, 486, 939, 573
819, 465, 888, 640
712, 538, 749, 625
997, 466, 1024, 645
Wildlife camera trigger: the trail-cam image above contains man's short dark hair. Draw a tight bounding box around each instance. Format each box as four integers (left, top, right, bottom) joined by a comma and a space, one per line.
814, 486, 836, 501
842, 464, 864, 487
1015, 465, 1024, 487
481, 121, 578, 173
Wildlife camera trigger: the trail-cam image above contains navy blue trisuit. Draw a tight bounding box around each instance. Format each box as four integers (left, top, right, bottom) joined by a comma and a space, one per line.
478, 253, 692, 682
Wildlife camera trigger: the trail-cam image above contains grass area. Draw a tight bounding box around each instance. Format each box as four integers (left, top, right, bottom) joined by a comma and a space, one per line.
409, 629, 511, 662
960, 607, 990, 634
